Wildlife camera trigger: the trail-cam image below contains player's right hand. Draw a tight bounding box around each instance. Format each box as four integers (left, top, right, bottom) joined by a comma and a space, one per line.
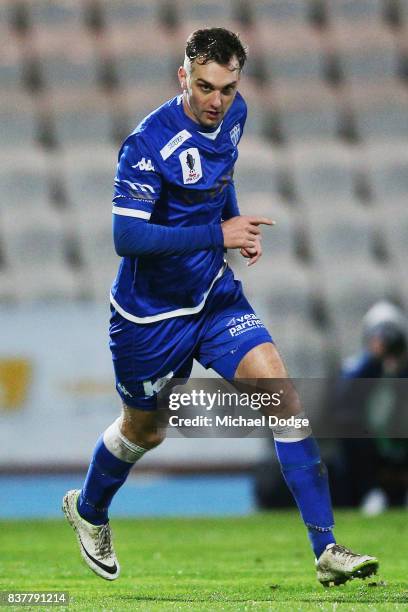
221, 215, 275, 249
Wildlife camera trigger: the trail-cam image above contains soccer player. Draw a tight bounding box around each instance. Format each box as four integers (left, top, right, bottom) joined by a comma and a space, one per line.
63, 28, 378, 586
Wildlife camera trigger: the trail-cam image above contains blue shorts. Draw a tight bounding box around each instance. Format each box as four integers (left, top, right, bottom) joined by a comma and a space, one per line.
109, 266, 273, 409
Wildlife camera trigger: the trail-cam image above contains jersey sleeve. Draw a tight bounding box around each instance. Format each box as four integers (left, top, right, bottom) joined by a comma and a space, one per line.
222, 181, 240, 220
112, 135, 161, 222
238, 93, 248, 139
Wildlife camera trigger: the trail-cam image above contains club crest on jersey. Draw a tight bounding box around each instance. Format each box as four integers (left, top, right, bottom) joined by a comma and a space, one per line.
230, 123, 241, 147
179, 147, 203, 184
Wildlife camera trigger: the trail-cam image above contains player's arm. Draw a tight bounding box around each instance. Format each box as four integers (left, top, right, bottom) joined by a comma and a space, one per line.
113, 137, 225, 256
113, 215, 223, 256
221, 182, 274, 266
113, 137, 271, 257
221, 182, 240, 220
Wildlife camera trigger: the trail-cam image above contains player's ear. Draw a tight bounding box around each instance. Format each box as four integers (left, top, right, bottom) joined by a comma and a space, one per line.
178, 66, 187, 91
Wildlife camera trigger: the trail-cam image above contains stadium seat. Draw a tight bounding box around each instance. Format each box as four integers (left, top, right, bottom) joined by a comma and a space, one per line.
103, 23, 178, 87
76, 214, 120, 301
252, 0, 309, 22
0, 28, 24, 89
276, 321, 332, 379
0, 266, 17, 303
63, 146, 117, 213
237, 259, 314, 328
350, 82, 408, 142
100, 0, 160, 25
258, 23, 325, 82
234, 138, 285, 198
31, 26, 99, 90
48, 89, 114, 147
0, 2, 10, 24
122, 83, 180, 130
378, 200, 408, 267
0, 205, 80, 301
236, 86, 269, 138
0, 90, 37, 147
272, 82, 339, 142
291, 142, 358, 202
115, 51, 176, 86
174, 0, 233, 23
26, 0, 83, 28
0, 203, 66, 265
67, 171, 119, 300
322, 261, 395, 357
397, 0, 408, 24
305, 201, 376, 266
325, 0, 383, 22
0, 148, 51, 211
367, 144, 408, 200
331, 23, 398, 82
63, 145, 118, 298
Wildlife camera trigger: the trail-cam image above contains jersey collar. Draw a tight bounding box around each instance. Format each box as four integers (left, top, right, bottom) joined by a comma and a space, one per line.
198, 122, 223, 140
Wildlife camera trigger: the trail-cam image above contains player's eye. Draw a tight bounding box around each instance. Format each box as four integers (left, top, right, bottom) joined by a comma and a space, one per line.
199, 84, 212, 92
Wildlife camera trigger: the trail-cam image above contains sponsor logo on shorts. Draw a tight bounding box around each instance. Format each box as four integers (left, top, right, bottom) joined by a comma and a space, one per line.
143, 371, 174, 397
117, 382, 133, 398
226, 313, 265, 337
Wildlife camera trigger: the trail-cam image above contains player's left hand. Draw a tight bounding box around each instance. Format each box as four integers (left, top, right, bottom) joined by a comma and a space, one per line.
240, 237, 262, 266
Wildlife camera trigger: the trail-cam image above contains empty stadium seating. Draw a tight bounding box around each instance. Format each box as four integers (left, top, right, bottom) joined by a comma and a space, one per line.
1, 0, 407, 372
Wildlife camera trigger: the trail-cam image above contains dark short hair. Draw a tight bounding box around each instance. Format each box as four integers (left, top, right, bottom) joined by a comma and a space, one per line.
185, 28, 247, 71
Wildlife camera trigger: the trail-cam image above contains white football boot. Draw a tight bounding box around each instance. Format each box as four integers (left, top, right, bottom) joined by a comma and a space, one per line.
316, 543, 378, 587
62, 489, 120, 580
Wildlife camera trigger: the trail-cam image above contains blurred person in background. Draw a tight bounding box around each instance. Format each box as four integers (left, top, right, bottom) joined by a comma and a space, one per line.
62, 27, 378, 586
330, 301, 408, 515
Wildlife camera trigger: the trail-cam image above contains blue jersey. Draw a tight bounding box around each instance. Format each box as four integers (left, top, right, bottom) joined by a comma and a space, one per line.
110, 92, 247, 323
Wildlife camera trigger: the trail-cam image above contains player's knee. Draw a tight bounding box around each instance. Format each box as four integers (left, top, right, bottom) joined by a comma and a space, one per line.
120, 419, 165, 450
139, 429, 166, 449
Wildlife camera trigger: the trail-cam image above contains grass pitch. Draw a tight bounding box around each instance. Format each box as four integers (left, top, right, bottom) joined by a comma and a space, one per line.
1, 511, 407, 611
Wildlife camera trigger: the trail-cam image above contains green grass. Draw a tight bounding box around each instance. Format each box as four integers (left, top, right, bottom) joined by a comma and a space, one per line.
1, 511, 407, 611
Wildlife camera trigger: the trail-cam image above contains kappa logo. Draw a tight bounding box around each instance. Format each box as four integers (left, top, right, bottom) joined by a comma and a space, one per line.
117, 382, 133, 398
230, 123, 241, 147
179, 147, 203, 184
132, 157, 155, 172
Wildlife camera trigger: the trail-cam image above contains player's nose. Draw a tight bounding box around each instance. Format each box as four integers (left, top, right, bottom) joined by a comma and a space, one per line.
210, 91, 222, 109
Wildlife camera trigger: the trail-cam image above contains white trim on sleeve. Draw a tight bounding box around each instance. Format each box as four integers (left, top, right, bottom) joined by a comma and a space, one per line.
112, 206, 151, 220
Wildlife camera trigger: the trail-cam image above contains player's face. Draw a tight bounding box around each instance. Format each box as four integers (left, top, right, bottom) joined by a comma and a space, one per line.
179, 58, 240, 128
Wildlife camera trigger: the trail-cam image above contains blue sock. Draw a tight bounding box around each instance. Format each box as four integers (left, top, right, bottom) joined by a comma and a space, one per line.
275, 435, 335, 559
78, 435, 138, 525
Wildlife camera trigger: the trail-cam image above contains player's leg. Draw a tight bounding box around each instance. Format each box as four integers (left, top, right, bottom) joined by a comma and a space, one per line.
233, 342, 378, 585
197, 271, 378, 585
76, 405, 165, 526
62, 404, 165, 580
234, 342, 336, 559
63, 306, 194, 580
